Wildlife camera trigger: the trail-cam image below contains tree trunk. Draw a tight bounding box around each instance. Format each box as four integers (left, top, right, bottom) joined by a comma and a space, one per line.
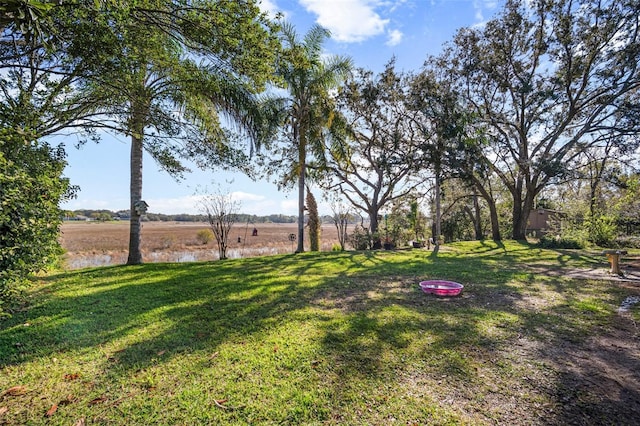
463, 196, 484, 241
589, 175, 599, 218
472, 194, 483, 240
512, 190, 536, 240
588, 150, 610, 218
512, 213, 527, 240
472, 178, 501, 241
487, 198, 501, 241
434, 172, 442, 249
296, 164, 305, 253
127, 129, 144, 265
296, 132, 306, 253
369, 210, 381, 249
218, 221, 227, 260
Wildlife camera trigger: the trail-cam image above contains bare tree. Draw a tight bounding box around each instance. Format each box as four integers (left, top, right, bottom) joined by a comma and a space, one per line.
198, 189, 241, 260
330, 201, 351, 251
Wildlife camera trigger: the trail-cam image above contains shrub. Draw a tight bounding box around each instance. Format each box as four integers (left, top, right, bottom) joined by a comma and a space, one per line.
159, 235, 177, 249
586, 215, 618, 247
0, 130, 74, 318
538, 234, 586, 249
349, 225, 371, 250
306, 189, 320, 251
331, 243, 343, 251
614, 235, 640, 249
196, 229, 214, 245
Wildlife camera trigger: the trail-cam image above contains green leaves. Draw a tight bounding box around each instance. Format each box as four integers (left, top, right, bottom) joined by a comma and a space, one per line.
0, 0, 55, 43
0, 129, 72, 317
439, 0, 640, 239
270, 22, 352, 252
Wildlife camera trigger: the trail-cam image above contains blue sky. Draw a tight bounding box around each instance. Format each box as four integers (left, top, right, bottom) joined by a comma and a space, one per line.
60, 0, 504, 216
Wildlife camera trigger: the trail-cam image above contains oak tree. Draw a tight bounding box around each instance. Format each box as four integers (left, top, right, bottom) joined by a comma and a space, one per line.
444, 0, 640, 239
320, 63, 424, 246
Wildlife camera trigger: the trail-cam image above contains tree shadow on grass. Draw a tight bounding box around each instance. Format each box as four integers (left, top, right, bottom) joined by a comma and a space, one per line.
1, 246, 639, 424
302, 249, 640, 423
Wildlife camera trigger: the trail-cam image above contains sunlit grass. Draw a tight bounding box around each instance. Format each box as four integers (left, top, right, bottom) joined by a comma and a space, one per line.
0, 241, 638, 424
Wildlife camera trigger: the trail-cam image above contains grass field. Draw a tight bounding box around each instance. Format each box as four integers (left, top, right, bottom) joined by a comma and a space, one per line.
1, 241, 639, 424
60, 221, 341, 269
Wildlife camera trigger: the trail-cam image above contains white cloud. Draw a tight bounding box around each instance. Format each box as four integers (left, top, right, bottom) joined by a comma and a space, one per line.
144, 193, 295, 216
259, 0, 295, 21
386, 29, 403, 46
300, 0, 389, 42
280, 199, 299, 215
230, 191, 267, 202
473, 0, 485, 22
146, 195, 203, 215
472, 0, 501, 27
63, 188, 331, 217
258, 0, 281, 18
387, 0, 407, 13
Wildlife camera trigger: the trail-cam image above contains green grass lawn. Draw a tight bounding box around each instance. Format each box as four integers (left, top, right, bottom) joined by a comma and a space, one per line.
1, 241, 639, 425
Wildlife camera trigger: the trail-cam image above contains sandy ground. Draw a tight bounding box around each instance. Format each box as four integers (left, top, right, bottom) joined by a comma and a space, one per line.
60, 221, 342, 269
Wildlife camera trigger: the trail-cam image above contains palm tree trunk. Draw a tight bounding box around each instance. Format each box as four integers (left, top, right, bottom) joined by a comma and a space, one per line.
296, 132, 306, 253
127, 115, 145, 265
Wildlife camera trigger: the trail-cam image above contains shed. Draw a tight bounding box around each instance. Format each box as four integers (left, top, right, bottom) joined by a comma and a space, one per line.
527, 208, 565, 238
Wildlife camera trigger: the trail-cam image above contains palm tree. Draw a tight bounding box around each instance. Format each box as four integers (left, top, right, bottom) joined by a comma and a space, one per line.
276, 23, 351, 253
83, 2, 279, 264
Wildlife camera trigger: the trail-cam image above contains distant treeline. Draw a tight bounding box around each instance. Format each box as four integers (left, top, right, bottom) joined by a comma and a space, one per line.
64, 209, 337, 224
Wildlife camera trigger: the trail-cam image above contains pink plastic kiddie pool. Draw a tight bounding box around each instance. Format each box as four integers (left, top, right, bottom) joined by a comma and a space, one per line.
419, 280, 464, 296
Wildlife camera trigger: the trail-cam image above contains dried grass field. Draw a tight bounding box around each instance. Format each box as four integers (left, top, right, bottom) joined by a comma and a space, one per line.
60, 221, 342, 269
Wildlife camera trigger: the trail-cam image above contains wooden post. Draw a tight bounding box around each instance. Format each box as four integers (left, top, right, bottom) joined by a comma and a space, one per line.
603, 250, 628, 276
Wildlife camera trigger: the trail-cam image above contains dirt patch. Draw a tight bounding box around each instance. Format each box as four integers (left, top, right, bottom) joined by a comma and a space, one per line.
513, 259, 640, 424
536, 317, 640, 425
476, 264, 640, 425
523, 259, 640, 283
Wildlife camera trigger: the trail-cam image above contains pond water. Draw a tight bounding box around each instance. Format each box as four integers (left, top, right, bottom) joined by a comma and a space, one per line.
618, 296, 640, 314
63, 246, 289, 269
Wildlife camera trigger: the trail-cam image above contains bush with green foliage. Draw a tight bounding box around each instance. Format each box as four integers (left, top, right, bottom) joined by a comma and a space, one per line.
586, 214, 618, 247
537, 219, 589, 249
615, 235, 640, 249
306, 189, 320, 251
349, 225, 372, 250
196, 229, 214, 245
441, 209, 475, 242
0, 130, 73, 317
538, 234, 586, 249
